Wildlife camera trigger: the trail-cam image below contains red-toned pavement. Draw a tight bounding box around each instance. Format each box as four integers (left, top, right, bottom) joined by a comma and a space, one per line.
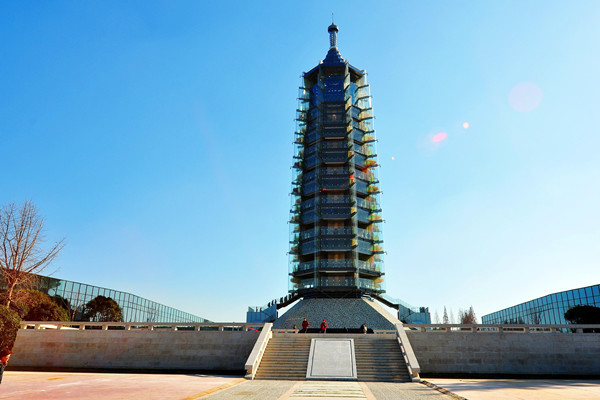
0, 371, 245, 400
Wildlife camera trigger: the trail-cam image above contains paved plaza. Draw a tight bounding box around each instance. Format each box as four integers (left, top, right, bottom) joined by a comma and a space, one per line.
426, 378, 600, 400
1, 371, 600, 399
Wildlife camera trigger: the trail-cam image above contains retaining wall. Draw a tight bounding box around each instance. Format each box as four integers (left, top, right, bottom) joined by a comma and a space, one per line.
11, 325, 259, 372
406, 330, 600, 375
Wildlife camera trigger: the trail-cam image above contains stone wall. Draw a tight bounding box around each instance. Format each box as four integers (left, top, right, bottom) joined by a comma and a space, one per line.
11, 328, 259, 371
407, 330, 600, 375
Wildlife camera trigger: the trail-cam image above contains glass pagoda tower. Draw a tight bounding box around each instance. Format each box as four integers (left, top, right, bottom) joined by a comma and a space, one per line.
288, 23, 384, 299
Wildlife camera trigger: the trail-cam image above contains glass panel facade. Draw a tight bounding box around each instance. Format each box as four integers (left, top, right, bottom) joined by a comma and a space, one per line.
20, 274, 211, 323
481, 284, 600, 325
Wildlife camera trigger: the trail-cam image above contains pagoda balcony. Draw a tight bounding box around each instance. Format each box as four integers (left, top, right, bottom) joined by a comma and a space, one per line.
357, 278, 383, 292
357, 197, 381, 212
366, 184, 380, 194
358, 109, 373, 121
357, 209, 383, 225
320, 195, 352, 206
319, 277, 356, 289
321, 151, 348, 163
357, 260, 383, 274
356, 180, 369, 195
362, 133, 375, 143
321, 177, 349, 190
293, 259, 355, 276
321, 206, 353, 220
354, 153, 366, 168
351, 128, 363, 142
322, 126, 347, 139
320, 237, 354, 251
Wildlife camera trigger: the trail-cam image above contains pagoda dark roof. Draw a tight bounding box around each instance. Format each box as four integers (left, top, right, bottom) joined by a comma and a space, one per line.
303, 24, 365, 78
322, 47, 345, 66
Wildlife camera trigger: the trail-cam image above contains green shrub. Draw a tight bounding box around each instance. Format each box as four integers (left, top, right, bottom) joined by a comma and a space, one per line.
0, 305, 21, 350
8, 289, 69, 321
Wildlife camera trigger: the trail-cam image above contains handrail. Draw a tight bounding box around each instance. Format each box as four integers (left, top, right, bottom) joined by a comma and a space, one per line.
244, 322, 273, 380
403, 323, 600, 333
395, 323, 421, 382
19, 321, 265, 331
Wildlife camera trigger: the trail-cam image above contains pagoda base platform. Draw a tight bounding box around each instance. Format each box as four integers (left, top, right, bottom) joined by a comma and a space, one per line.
273, 297, 400, 330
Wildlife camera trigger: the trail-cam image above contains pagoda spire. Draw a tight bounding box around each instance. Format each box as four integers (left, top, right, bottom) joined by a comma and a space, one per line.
328, 21, 339, 48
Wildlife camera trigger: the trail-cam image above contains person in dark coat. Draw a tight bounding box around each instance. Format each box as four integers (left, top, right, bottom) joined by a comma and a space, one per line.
301, 318, 309, 333
0, 349, 12, 384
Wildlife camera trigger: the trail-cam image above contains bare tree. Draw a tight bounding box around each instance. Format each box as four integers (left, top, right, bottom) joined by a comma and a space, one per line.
442, 306, 449, 324
0, 201, 64, 308
459, 306, 478, 324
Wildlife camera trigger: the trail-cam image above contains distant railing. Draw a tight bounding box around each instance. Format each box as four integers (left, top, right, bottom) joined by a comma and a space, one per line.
20, 321, 265, 332
404, 323, 600, 333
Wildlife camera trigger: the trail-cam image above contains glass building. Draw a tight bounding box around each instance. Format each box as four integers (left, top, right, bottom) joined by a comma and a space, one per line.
288, 24, 385, 298
28, 274, 209, 323
482, 284, 600, 325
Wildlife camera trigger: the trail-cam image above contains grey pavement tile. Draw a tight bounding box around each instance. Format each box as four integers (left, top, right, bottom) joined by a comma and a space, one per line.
365, 382, 453, 400
202, 380, 297, 400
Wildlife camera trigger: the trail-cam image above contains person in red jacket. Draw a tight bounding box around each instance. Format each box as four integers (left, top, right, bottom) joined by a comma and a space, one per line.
320, 319, 328, 333
0, 349, 11, 384
301, 318, 309, 333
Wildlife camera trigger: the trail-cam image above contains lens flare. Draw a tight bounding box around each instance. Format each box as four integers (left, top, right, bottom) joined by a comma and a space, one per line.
391, 156, 395, 160
432, 132, 447, 143
463, 122, 470, 129
509, 82, 543, 112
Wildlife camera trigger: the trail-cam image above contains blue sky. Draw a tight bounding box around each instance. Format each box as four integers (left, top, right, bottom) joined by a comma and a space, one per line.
1, 1, 599, 322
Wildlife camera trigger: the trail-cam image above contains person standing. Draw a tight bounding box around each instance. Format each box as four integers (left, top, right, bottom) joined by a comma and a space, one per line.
361, 323, 368, 334
320, 319, 328, 334
301, 318, 309, 333
0, 349, 11, 384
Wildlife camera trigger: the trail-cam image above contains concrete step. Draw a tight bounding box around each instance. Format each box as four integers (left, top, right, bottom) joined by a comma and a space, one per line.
256, 335, 412, 383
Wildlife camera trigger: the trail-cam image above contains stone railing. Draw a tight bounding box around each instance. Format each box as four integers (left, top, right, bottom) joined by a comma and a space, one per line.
395, 323, 420, 382
19, 321, 265, 331
403, 323, 600, 333
13, 321, 263, 372
244, 322, 273, 379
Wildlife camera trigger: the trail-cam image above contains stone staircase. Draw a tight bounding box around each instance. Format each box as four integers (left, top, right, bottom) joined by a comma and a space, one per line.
254, 334, 411, 382
354, 336, 411, 382
254, 335, 312, 380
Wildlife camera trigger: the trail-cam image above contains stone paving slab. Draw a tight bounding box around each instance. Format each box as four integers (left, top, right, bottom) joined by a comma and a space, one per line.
0, 371, 245, 400
364, 382, 451, 400
203, 380, 450, 399
3, 371, 599, 399
202, 379, 297, 399
425, 378, 600, 400
289, 381, 367, 399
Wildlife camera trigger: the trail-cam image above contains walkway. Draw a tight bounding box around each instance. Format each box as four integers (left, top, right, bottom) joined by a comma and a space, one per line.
425, 378, 600, 400
2, 372, 600, 399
